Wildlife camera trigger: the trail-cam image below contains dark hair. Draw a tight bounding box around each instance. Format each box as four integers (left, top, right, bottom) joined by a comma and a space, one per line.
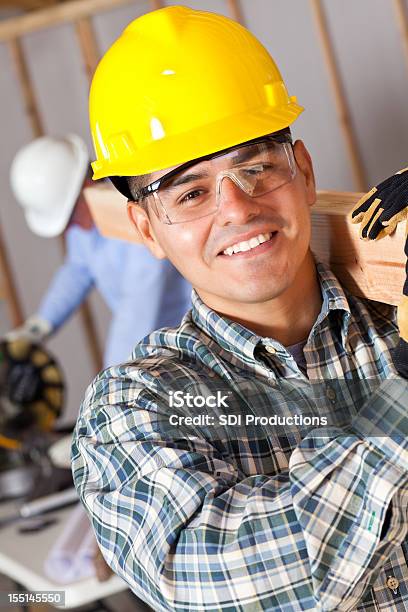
127, 174, 152, 202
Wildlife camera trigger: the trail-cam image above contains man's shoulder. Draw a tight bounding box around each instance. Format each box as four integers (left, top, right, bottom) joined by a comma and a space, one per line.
317, 259, 398, 332
346, 291, 398, 332
130, 314, 205, 366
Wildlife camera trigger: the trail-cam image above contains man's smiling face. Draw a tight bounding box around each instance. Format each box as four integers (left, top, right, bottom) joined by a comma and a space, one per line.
129, 139, 316, 308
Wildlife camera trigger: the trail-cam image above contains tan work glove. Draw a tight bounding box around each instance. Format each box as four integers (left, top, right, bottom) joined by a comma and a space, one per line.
5, 315, 52, 345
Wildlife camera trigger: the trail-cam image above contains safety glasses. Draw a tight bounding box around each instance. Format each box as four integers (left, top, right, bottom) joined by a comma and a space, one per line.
134, 134, 296, 224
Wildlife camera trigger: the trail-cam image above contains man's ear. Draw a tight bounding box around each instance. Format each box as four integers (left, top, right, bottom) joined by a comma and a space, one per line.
127, 202, 166, 259
293, 140, 316, 207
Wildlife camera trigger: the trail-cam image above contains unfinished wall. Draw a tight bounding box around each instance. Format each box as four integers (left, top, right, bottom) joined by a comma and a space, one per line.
0, 0, 407, 425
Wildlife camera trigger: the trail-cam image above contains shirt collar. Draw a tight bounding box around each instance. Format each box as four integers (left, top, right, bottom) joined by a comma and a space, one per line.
191, 258, 352, 364
312, 258, 352, 351
191, 290, 260, 364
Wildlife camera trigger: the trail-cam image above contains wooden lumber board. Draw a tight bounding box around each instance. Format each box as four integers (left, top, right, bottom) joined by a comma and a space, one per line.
393, 0, 408, 74
0, 0, 136, 41
311, 191, 405, 306
85, 186, 406, 306
0, 0, 60, 11
74, 17, 99, 81
0, 0, 238, 41
227, 0, 244, 23
0, 223, 24, 326
84, 185, 142, 244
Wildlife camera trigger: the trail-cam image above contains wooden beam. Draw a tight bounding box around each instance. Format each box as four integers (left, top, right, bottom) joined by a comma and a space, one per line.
8, 38, 43, 136
393, 0, 408, 73
8, 35, 103, 371
0, 0, 136, 42
85, 185, 405, 306
311, 191, 405, 306
227, 0, 244, 24
0, 224, 24, 327
84, 184, 142, 244
74, 16, 100, 81
149, 0, 163, 9
309, 0, 368, 192
0, 0, 58, 10
73, 0, 164, 80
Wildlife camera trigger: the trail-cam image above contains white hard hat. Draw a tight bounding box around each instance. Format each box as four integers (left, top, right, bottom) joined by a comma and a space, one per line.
10, 134, 89, 237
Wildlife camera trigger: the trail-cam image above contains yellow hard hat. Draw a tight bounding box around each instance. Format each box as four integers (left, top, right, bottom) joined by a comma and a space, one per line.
90, 5, 303, 186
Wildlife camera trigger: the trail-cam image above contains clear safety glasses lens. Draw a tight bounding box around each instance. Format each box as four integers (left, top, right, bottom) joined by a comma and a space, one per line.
150, 140, 296, 224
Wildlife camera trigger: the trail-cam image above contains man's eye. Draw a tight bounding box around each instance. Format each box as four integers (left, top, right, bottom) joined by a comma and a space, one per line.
242, 164, 272, 176
179, 189, 204, 205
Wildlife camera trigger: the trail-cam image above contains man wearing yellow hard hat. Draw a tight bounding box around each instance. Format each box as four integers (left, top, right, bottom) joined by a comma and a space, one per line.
72, 7, 408, 611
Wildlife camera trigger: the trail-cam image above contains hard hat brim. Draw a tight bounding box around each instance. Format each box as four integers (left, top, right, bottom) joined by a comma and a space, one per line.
92, 103, 304, 181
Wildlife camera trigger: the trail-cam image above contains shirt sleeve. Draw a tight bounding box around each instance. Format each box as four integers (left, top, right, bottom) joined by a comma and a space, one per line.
37, 231, 94, 330
71, 373, 408, 612
103, 249, 185, 366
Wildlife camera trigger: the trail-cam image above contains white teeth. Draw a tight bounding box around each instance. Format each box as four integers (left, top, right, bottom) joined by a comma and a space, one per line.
223, 232, 272, 256
249, 236, 260, 248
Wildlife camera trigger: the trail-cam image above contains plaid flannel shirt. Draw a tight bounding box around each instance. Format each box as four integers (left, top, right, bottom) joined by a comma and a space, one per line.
71, 259, 408, 611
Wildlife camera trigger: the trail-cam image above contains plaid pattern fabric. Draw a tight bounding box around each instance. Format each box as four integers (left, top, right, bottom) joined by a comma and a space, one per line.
72, 259, 408, 611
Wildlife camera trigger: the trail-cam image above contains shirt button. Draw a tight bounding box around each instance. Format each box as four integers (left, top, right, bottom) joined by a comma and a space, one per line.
265, 345, 277, 355
326, 387, 336, 402
387, 576, 399, 593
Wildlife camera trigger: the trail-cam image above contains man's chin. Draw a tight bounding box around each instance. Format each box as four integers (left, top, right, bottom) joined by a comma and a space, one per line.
219, 281, 290, 305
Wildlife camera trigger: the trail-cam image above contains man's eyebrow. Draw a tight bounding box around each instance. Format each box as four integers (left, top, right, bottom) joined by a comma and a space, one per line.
166, 171, 210, 189
163, 145, 264, 189
232, 146, 262, 164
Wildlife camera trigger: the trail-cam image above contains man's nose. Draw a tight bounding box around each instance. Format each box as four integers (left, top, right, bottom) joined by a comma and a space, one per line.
215, 175, 260, 226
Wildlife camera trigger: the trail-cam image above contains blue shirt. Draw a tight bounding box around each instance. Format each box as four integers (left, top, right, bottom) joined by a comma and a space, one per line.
38, 225, 191, 366
71, 258, 408, 611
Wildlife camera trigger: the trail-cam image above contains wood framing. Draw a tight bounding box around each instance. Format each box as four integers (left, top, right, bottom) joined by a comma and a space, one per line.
227, 0, 244, 24
7, 25, 103, 371
8, 37, 44, 136
0, 0, 135, 41
309, 0, 368, 192
0, 0, 60, 10
0, 225, 24, 327
393, 0, 408, 72
74, 17, 99, 81
1, 0, 406, 349
149, 0, 163, 9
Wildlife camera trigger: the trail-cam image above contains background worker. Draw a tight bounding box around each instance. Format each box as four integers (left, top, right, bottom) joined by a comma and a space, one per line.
72, 7, 408, 611
6, 134, 192, 367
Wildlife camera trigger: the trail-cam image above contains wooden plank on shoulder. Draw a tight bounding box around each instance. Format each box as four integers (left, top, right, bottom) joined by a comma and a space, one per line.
84, 184, 142, 244
85, 185, 406, 305
311, 190, 405, 305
